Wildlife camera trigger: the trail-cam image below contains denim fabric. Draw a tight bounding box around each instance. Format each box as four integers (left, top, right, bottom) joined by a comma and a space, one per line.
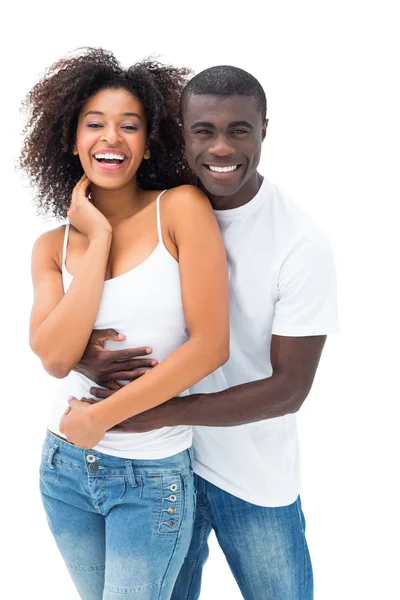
40, 431, 195, 599
172, 474, 313, 600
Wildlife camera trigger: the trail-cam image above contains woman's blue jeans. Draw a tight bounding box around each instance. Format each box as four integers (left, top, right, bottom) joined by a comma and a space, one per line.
40, 431, 195, 599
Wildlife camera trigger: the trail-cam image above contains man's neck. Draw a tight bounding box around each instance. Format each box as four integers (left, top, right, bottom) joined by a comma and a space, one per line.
204, 172, 264, 211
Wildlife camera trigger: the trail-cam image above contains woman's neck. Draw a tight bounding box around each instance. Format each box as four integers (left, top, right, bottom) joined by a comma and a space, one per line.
90, 179, 146, 227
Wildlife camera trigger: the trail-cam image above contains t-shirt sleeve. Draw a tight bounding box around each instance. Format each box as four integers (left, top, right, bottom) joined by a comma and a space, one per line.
271, 228, 339, 336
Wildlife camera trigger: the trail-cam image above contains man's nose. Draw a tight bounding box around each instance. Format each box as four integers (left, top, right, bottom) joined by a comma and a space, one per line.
208, 135, 235, 157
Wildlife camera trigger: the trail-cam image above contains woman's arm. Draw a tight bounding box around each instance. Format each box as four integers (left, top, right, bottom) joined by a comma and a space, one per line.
60, 186, 230, 446
30, 230, 111, 378
30, 175, 112, 378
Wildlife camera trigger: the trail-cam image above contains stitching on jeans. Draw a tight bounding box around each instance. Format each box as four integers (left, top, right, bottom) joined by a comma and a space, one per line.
116, 476, 126, 503
105, 581, 161, 593
157, 472, 188, 599
138, 475, 143, 500
295, 497, 308, 597
184, 511, 210, 599
67, 563, 105, 572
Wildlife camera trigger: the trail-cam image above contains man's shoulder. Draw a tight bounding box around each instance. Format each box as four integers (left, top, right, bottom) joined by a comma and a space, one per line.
262, 178, 330, 246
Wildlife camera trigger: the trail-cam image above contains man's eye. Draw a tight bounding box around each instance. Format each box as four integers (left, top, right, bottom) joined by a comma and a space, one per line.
195, 130, 212, 135
232, 129, 247, 135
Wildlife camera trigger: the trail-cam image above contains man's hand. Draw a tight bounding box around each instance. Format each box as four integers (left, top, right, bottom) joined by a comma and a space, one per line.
74, 329, 158, 389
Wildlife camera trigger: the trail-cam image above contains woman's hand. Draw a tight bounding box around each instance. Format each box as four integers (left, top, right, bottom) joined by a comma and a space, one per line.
59, 397, 107, 448
67, 175, 112, 241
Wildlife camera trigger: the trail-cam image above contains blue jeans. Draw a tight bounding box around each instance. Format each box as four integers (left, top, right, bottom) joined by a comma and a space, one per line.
40, 431, 195, 600
171, 475, 313, 600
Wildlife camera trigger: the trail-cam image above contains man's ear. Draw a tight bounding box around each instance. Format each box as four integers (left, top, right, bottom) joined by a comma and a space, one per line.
262, 119, 269, 141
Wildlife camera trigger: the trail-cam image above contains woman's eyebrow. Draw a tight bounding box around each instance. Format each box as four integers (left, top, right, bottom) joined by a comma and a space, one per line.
84, 110, 143, 120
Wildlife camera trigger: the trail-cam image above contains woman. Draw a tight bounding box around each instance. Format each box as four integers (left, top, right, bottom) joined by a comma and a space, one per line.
20, 48, 229, 599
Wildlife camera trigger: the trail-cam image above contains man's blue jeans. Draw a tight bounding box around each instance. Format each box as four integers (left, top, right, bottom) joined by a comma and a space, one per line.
172, 474, 313, 600
40, 431, 195, 600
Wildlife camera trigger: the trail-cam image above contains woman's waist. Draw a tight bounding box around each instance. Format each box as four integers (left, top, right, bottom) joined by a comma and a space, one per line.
47, 421, 193, 460
43, 429, 193, 465
50, 374, 191, 458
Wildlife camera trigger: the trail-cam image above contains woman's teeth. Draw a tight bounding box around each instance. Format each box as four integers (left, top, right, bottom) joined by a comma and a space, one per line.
94, 153, 125, 163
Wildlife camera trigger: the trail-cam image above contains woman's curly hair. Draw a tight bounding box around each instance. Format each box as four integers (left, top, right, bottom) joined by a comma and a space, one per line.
19, 48, 195, 220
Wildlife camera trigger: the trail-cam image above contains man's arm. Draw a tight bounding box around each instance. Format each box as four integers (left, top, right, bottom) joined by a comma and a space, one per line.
96, 334, 326, 432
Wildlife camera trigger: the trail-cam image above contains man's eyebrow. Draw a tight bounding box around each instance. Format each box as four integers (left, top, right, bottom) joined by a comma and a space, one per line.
190, 121, 215, 130
84, 110, 143, 120
229, 121, 254, 129
189, 120, 254, 130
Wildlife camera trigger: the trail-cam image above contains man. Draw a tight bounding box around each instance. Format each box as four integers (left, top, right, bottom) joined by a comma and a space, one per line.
76, 66, 338, 599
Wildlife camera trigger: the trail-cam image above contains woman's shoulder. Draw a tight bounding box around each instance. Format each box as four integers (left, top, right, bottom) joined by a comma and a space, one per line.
32, 225, 66, 266
33, 224, 66, 248
163, 185, 211, 212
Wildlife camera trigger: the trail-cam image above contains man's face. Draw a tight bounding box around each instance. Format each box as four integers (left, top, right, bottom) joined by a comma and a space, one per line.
182, 94, 267, 198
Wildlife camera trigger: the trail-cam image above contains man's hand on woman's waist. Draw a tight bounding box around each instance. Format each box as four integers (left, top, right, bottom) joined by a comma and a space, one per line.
74, 328, 158, 388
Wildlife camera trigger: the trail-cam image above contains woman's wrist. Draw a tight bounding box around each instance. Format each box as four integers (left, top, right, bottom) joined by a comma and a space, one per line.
91, 396, 119, 431
88, 229, 112, 245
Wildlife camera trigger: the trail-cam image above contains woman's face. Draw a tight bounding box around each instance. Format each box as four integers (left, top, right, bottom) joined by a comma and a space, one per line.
74, 88, 150, 191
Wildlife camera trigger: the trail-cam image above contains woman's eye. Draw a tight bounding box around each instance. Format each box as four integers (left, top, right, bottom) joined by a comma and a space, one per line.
122, 125, 138, 131
87, 123, 102, 129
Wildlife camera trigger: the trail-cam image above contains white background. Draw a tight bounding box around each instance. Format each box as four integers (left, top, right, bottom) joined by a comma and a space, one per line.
1, 1, 399, 598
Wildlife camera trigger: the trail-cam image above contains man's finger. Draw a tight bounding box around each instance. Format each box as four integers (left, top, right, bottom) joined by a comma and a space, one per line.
81, 398, 99, 405
106, 358, 157, 373
103, 380, 123, 391
90, 387, 116, 399
108, 347, 154, 362
92, 328, 125, 344
109, 370, 150, 381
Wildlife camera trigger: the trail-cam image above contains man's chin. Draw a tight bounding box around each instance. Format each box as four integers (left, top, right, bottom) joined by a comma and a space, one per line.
197, 173, 243, 198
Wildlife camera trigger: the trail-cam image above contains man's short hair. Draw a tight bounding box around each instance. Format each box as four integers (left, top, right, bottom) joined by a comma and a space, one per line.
180, 65, 267, 122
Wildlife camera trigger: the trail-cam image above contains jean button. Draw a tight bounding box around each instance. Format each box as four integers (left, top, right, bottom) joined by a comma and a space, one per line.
86, 454, 96, 463
168, 494, 177, 502
169, 483, 178, 492
168, 520, 176, 527
167, 507, 176, 515
89, 463, 99, 472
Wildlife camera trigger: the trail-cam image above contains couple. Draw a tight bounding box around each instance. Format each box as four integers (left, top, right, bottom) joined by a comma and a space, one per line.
21, 48, 338, 599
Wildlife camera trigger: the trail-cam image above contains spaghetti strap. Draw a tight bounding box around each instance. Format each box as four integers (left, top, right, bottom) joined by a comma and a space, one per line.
155, 190, 168, 246
62, 222, 70, 268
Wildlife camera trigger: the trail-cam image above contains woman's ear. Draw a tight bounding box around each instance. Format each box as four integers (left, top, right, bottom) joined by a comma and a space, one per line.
143, 147, 151, 160
72, 143, 78, 156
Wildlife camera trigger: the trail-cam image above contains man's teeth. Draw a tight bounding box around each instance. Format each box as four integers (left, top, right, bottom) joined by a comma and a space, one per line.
208, 165, 238, 173
94, 153, 125, 161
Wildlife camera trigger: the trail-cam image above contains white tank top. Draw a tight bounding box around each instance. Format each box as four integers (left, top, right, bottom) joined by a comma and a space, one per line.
48, 190, 192, 459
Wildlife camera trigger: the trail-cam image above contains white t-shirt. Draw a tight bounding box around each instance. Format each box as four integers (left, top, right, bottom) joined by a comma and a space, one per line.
190, 177, 339, 507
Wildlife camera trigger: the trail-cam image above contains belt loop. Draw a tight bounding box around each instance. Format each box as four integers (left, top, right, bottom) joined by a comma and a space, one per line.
188, 447, 194, 468
125, 461, 137, 488
47, 443, 59, 470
